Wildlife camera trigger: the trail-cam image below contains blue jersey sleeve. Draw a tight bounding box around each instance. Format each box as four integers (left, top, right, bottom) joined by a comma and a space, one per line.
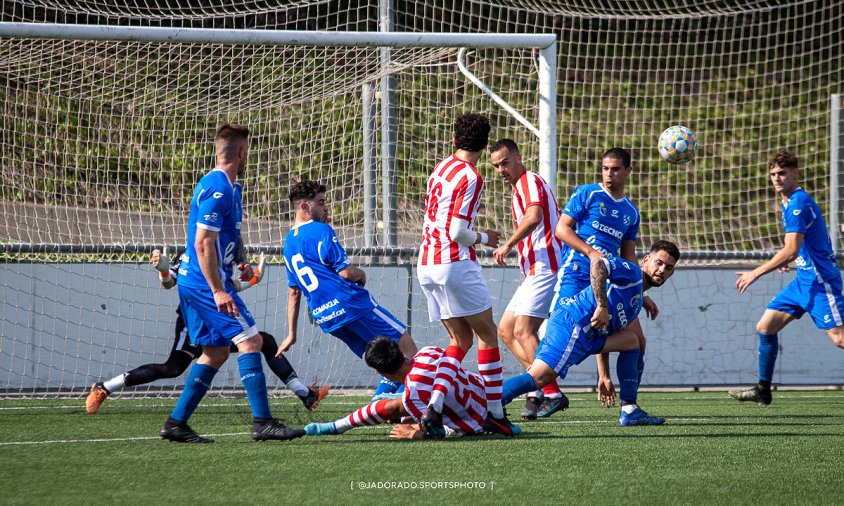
604, 256, 640, 285
319, 227, 352, 273
783, 195, 811, 234
562, 185, 588, 222
286, 262, 299, 288
195, 184, 232, 232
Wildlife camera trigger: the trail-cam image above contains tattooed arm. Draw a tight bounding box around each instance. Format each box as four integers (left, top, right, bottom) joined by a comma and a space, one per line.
590, 257, 610, 330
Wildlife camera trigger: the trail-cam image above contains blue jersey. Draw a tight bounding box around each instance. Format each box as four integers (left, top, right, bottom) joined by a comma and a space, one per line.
557, 256, 644, 337
781, 187, 840, 284
284, 221, 377, 332
559, 183, 640, 279
178, 169, 242, 291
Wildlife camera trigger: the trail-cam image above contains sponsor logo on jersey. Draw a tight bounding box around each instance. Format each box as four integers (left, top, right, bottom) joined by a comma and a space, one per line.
204, 212, 218, 222
623, 214, 631, 225
616, 302, 629, 328
313, 298, 340, 316
213, 192, 224, 199
793, 209, 801, 216
599, 202, 607, 216
315, 307, 347, 325
591, 220, 624, 239
611, 209, 619, 218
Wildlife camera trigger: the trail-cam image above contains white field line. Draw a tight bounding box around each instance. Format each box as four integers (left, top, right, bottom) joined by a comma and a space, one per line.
1, 394, 842, 412
0, 417, 804, 446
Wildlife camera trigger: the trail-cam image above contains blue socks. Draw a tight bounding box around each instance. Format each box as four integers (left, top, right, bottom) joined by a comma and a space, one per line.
758, 333, 779, 383
374, 377, 403, 396
238, 352, 272, 420
617, 349, 641, 404
170, 362, 217, 423
502, 373, 538, 406
638, 354, 645, 385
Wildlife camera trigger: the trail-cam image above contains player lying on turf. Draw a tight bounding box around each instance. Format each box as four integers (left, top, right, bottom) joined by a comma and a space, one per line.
86, 246, 328, 414
303, 336, 521, 439
502, 240, 680, 426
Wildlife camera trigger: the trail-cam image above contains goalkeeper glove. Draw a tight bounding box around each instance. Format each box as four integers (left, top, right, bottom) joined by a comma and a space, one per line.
152, 247, 172, 282
237, 251, 266, 292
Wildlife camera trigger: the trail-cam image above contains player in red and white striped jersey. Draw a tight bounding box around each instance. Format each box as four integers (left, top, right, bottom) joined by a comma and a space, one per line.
490, 139, 569, 420
416, 113, 519, 438
304, 337, 520, 438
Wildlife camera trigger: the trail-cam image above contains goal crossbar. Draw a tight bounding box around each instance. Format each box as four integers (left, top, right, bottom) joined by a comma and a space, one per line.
0, 22, 558, 186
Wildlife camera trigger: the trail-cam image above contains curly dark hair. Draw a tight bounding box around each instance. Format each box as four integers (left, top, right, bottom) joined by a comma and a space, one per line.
454, 113, 490, 152
288, 180, 327, 203
602, 147, 632, 168
649, 240, 681, 262
769, 150, 798, 170
364, 336, 405, 375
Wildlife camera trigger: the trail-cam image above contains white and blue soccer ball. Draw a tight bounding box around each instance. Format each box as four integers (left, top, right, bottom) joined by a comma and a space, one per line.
658, 125, 697, 164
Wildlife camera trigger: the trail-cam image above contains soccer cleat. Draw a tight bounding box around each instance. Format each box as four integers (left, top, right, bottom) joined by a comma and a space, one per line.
370, 391, 404, 402
252, 420, 306, 441
302, 383, 330, 411
618, 407, 665, 426
536, 393, 570, 418
420, 406, 446, 439
304, 422, 338, 436
728, 386, 772, 406
483, 413, 522, 436
85, 383, 109, 414
520, 395, 542, 420
160, 423, 214, 443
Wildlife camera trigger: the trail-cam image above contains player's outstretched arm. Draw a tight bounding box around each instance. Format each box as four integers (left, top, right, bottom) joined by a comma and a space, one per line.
556, 214, 604, 262
237, 251, 266, 292
493, 205, 542, 266
277, 286, 301, 357
736, 232, 803, 293
152, 247, 176, 289
595, 353, 616, 407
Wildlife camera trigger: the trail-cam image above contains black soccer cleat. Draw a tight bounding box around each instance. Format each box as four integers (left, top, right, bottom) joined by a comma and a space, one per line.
420, 406, 446, 439
728, 386, 772, 406
252, 420, 306, 441
520, 395, 542, 420
483, 412, 522, 437
536, 393, 570, 418
160, 423, 214, 444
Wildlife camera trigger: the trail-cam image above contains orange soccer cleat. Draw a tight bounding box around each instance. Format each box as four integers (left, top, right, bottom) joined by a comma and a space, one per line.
85, 383, 109, 414
301, 382, 330, 411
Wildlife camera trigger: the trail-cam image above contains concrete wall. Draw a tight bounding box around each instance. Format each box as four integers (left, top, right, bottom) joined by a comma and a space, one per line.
2, 262, 843, 393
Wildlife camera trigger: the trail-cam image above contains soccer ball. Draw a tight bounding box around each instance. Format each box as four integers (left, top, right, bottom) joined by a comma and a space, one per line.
658, 125, 697, 164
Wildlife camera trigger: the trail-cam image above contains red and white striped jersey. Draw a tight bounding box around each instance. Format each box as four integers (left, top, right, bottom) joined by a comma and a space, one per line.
402, 346, 487, 435
511, 171, 562, 276
418, 155, 484, 265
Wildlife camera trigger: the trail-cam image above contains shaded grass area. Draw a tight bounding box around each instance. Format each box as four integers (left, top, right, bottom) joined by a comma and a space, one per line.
1, 391, 843, 505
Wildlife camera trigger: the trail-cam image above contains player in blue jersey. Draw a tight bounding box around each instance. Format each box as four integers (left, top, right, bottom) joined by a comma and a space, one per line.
85, 246, 328, 414
281, 180, 418, 398
552, 147, 658, 409
502, 240, 680, 425
731, 150, 844, 405
160, 124, 304, 443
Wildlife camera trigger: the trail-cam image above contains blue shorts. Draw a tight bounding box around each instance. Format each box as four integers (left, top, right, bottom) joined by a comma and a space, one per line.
535, 311, 607, 379
330, 306, 407, 357
551, 273, 589, 314
177, 285, 258, 347
767, 277, 844, 330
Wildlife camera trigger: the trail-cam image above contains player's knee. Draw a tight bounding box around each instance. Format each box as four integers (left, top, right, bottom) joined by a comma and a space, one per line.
161, 354, 193, 377
259, 331, 278, 353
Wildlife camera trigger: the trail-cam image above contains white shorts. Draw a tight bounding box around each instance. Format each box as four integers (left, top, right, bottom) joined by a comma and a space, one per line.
417, 260, 492, 321
504, 271, 557, 318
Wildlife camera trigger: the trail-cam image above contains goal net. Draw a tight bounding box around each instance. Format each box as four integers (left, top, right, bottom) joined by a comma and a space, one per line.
2, 0, 843, 397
